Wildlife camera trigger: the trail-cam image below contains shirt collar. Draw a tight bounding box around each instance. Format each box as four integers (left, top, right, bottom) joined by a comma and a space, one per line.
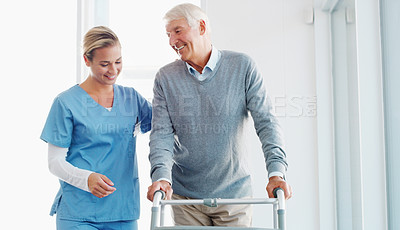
186, 46, 220, 76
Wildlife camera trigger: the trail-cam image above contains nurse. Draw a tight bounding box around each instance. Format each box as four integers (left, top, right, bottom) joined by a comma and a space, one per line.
40, 26, 152, 229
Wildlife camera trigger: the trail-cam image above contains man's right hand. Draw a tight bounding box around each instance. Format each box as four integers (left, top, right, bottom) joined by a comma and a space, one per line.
147, 180, 173, 201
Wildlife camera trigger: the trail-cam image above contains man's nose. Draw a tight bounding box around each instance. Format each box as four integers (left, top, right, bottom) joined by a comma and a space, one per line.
169, 34, 178, 47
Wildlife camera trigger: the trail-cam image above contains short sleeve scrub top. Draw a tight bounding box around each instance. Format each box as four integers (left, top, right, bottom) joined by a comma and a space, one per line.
40, 84, 152, 222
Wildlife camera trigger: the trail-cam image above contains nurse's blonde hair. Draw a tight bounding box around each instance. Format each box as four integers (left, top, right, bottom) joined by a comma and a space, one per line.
83, 26, 120, 61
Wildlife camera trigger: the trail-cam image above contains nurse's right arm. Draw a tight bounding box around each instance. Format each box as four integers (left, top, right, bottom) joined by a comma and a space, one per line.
48, 143, 115, 198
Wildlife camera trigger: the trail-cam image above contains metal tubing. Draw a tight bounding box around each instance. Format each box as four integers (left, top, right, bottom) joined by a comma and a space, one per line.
151, 191, 166, 229
273, 203, 278, 229
160, 198, 278, 206
160, 204, 165, 226
151, 189, 286, 230
278, 210, 286, 230
275, 189, 286, 210
150, 206, 160, 230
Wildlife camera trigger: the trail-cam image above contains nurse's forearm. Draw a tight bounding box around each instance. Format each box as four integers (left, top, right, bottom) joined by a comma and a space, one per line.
47, 143, 93, 192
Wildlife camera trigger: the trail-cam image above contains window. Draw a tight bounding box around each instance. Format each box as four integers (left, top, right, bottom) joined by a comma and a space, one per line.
108, 0, 201, 99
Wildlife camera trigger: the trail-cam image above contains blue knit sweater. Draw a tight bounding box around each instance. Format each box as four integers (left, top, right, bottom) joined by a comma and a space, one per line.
149, 50, 287, 199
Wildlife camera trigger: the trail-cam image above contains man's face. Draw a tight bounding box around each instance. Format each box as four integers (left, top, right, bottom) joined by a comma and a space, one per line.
166, 18, 201, 63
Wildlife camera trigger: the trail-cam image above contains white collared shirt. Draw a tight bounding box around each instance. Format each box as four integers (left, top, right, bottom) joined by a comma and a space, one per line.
185, 46, 221, 81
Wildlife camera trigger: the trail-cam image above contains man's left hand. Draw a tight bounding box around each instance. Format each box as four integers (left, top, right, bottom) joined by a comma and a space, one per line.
266, 176, 293, 200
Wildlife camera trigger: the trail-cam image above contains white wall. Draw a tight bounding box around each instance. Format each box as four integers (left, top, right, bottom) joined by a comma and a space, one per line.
0, 1, 77, 228
204, 0, 318, 229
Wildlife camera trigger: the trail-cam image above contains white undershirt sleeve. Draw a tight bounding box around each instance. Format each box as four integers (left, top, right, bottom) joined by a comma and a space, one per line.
268, 171, 285, 179
48, 143, 94, 192
157, 178, 172, 185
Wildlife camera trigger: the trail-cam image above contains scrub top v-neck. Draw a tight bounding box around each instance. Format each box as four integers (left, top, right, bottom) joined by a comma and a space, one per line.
41, 84, 152, 222
78, 84, 116, 112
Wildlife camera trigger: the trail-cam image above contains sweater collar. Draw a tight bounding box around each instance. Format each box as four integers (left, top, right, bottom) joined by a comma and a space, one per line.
185, 46, 221, 79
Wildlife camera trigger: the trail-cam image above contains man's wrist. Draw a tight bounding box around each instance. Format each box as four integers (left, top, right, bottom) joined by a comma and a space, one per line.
157, 178, 172, 185
268, 171, 285, 180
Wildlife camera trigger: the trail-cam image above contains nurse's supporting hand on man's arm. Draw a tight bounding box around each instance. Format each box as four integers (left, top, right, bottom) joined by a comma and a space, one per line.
88, 173, 116, 198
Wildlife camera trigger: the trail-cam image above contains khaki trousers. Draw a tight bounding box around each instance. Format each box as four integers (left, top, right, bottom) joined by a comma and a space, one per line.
171, 194, 253, 227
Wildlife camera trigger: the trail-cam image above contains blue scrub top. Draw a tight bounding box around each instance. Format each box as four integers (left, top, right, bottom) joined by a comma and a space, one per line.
41, 84, 152, 222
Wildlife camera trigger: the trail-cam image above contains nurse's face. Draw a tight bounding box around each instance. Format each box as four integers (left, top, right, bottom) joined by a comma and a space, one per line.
85, 45, 122, 86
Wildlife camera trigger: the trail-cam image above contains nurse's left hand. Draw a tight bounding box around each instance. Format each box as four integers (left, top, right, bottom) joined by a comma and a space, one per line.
88, 173, 116, 198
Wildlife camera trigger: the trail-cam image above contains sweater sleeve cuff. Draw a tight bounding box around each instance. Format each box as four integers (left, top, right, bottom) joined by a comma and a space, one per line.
267, 162, 287, 179
151, 168, 172, 184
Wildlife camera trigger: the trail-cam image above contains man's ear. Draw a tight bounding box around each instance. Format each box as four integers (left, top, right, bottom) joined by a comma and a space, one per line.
199, 19, 206, 35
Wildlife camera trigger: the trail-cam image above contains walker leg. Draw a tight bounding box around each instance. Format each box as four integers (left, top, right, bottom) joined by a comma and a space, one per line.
278, 209, 286, 230
273, 203, 278, 229
150, 206, 160, 230
160, 205, 165, 226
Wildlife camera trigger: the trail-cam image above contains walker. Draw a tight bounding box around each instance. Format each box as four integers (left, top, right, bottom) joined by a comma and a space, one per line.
150, 188, 286, 230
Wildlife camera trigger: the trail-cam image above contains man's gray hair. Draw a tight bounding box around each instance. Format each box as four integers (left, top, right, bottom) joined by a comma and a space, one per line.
164, 3, 211, 32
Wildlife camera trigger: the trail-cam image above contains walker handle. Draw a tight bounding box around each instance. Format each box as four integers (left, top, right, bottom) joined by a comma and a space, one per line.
273, 187, 284, 198
154, 190, 166, 200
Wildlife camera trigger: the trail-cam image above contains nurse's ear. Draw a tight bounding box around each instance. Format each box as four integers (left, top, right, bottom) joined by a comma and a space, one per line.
83, 55, 91, 67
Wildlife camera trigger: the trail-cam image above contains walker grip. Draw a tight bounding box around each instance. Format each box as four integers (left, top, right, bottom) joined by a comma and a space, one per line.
273, 187, 284, 198
154, 190, 166, 200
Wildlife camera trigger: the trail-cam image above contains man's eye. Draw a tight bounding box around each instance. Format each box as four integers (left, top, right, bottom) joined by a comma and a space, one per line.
100, 64, 108, 67
176, 30, 181, 34
115, 62, 121, 64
